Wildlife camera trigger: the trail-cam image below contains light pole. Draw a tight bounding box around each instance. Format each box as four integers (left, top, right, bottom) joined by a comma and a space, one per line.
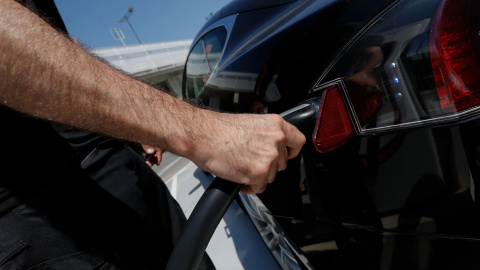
118, 7, 142, 44
109, 28, 126, 46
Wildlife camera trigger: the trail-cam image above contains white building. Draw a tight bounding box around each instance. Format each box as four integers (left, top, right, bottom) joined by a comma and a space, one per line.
92, 39, 193, 96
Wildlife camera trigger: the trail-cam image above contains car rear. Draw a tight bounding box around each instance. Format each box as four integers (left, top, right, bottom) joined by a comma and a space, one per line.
183, 0, 480, 269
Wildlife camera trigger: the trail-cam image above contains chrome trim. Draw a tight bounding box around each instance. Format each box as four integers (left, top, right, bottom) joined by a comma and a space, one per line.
315, 79, 480, 136
309, 0, 403, 91
190, 14, 237, 77
194, 14, 237, 45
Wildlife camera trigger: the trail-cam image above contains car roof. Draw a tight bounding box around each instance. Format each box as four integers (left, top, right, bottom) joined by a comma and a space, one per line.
220, 0, 299, 15
194, 0, 299, 41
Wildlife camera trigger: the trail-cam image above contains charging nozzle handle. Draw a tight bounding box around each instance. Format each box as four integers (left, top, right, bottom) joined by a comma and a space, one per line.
166, 99, 320, 270
280, 98, 321, 131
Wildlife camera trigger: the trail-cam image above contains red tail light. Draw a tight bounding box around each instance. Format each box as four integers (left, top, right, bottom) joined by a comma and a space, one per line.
312, 0, 480, 153
313, 85, 353, 153
430, 0, 480, 113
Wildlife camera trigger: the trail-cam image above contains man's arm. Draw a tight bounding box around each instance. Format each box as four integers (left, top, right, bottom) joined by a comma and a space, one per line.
0, 0, 305, 194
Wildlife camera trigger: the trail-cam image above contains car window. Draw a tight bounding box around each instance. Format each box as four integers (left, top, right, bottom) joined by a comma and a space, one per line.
204, 28, 227, 71
185, 27, 227, 99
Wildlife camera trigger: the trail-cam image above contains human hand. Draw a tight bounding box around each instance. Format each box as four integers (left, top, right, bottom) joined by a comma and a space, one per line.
142, 145, 163, 167
189, 112, 306, 194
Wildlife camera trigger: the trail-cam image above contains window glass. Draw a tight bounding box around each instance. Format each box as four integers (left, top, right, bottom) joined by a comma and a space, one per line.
185, 27, 227, 99
185, 42, 211, 99
204, 28, 227, 71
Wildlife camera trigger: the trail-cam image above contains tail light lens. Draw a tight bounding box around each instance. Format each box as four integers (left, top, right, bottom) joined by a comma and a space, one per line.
312, 0, 480, 153
430, 0, 480, 114
313, 84, 353, 153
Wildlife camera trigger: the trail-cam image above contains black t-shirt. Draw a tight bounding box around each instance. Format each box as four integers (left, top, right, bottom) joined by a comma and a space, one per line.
0, 106, 74, 212
0, 105, 126, 212
0, 106, 181, 269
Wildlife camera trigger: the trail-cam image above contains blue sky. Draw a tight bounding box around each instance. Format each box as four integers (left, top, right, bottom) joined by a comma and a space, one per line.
54, 0, 232, 48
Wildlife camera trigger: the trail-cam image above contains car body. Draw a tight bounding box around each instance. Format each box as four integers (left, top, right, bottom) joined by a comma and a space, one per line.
182, 0, 480, 269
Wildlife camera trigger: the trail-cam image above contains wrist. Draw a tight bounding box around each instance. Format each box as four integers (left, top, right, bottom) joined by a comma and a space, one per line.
164, 103, 218, 162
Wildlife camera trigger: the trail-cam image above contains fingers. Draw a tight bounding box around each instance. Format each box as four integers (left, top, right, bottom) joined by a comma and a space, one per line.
142, 144, 163, 167
282, 121, 306, 159
195, 112, 306, 195
276, 144, 289, 172
270, 117, 304, 175
145, 154, 156, 167
243, 120, 303, 194
155, 150, 163, 164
